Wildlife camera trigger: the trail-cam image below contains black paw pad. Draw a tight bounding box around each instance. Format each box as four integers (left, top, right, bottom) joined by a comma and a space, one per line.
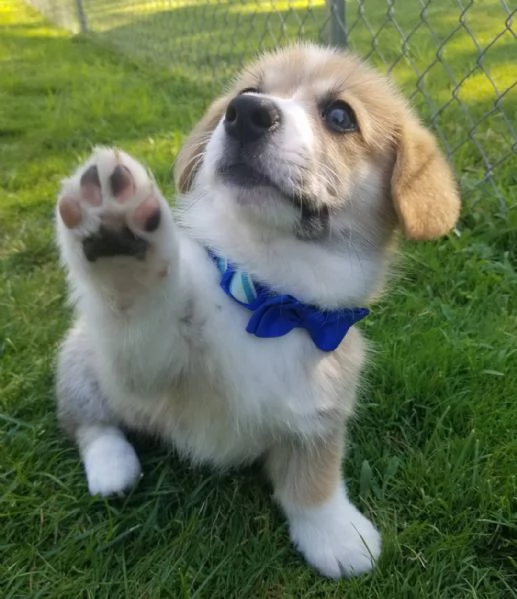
145, 209, 161, 233
82, 226, 148, 262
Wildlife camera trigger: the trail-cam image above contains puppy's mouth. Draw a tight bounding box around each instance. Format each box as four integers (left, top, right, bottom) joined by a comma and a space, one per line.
217, 161, 288, 199
216, 159, 329, 239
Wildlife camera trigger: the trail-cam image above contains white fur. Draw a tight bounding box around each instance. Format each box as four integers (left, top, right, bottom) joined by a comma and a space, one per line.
281, 484, 381, 578
79, 426, 142, 496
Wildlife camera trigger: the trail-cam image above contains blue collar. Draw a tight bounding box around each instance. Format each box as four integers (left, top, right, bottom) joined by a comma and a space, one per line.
207, 249, 368, 352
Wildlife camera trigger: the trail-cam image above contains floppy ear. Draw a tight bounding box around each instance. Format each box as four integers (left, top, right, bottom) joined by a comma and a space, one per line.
391, 118, 461, 240
174, 96, 230, 193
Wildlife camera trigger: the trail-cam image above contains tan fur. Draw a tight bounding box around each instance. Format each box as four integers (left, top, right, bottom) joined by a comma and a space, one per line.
175, 95, 230, 192
266, 431, 344, 507
175, 44, 460, 241
391, 118, 461, 240
266, 328, 364, 507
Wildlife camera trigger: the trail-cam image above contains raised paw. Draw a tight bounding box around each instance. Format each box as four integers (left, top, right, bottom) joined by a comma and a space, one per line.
57, 148, 165, 263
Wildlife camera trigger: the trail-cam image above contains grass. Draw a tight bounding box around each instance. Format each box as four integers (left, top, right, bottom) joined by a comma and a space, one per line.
1, 1, 516, 597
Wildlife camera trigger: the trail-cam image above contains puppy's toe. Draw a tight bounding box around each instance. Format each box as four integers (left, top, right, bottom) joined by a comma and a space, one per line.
79, 165, 103, 206
58, 195, 83, 229
57, 164, 103, 230
131, 194, 161, 233
109, 164, 135, 203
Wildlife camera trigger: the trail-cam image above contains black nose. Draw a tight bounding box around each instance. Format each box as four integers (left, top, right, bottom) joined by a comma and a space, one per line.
224, 95, 281, 144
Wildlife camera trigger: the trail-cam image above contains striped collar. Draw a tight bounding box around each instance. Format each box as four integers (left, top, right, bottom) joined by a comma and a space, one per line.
208, 249, 368, 352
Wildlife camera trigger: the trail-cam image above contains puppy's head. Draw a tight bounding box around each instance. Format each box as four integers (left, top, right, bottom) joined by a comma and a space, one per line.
175, 44, 460, 243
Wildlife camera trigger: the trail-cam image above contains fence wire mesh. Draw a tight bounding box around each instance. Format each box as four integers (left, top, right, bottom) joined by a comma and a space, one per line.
26, 0, 516, 205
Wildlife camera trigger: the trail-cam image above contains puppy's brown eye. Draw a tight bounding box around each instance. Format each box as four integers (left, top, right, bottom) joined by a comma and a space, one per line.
240, 87, 261, 95
322, 101, 357, 133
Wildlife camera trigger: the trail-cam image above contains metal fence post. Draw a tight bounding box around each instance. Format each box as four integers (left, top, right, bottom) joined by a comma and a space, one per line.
75, 0, 88, 33
329, 0, 347, 47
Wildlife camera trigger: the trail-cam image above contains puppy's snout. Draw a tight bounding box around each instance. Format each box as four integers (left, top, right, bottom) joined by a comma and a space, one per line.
224, 95, 281, 144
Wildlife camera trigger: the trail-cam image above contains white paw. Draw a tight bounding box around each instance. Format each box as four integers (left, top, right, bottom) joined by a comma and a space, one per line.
285, 485, 381, 578
57, 147, 168, 263
82, 430, 142, 497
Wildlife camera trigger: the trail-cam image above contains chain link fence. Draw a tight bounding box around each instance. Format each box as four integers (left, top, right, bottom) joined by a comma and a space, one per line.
26, 0, 516, 206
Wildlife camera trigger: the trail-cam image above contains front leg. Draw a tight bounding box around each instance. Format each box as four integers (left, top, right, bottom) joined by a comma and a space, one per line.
266, 430, 381, 578
56, 147, 193, 379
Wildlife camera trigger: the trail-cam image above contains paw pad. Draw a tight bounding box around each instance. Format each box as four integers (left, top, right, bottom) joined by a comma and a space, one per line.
109, 164, 134, 201
79, 165, 102, 206
57, 149, 163, 263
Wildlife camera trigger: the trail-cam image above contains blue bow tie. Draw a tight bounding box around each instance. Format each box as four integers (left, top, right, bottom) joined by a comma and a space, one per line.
208, 250, 369, 352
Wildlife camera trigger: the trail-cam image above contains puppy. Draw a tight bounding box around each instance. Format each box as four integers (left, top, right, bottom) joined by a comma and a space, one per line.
55, 44, 460, 578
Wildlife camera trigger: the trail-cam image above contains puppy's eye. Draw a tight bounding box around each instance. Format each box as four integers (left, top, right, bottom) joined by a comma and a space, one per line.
239, 87, 261, 95
322, 101, 357, 133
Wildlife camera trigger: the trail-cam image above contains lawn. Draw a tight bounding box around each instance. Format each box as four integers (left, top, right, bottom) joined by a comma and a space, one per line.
1, 1, 516, 597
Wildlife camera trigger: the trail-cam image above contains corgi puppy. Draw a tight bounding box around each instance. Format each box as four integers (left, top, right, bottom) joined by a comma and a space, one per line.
55, 44, 460, 578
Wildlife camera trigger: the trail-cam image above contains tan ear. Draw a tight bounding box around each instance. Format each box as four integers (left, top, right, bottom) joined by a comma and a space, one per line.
391, 119, 461, 240
174, 96, 230, 193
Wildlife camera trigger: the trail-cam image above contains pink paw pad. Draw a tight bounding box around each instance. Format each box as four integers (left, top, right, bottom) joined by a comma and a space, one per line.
110, 164, 135, 202
59, 196, 82, 229
132, 194, 161, 233
80, 165, 102, 206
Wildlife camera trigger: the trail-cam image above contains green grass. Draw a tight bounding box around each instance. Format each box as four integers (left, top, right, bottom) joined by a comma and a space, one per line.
1, 1, 516, 597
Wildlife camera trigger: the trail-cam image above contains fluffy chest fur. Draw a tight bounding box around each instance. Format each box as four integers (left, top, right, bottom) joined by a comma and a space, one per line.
83, 200, 366, 466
